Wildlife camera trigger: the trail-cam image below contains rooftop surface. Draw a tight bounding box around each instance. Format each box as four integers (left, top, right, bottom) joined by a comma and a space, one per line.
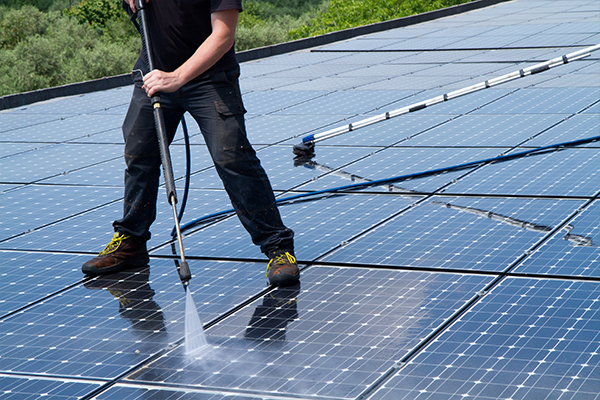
1, 0, 599, 399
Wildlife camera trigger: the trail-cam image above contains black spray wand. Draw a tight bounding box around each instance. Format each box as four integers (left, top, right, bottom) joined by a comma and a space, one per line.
134, 0, 192, 289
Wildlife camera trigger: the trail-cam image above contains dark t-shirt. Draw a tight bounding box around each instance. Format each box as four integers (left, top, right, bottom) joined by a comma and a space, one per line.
143, 0, 242, 79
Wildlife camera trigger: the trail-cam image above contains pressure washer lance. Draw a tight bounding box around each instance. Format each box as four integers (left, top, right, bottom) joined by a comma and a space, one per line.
135, 0, 192, 288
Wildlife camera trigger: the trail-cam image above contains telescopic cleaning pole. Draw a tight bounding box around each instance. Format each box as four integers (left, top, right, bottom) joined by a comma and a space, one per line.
134, 0, 192, 288
293, 43, 600, 156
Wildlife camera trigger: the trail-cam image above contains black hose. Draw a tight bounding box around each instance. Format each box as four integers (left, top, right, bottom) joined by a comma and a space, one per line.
171, 115, 191, 237
180, 134, 600, 233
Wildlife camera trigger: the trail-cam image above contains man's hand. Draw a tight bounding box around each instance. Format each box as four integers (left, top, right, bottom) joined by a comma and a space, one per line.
142, 70, 184, 97
127, 0, 148, 13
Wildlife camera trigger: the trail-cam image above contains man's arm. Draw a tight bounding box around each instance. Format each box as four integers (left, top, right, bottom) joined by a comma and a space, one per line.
142, 9, 239, 97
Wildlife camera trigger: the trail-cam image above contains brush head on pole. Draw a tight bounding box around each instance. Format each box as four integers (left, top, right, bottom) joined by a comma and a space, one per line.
292, 141, 315, 157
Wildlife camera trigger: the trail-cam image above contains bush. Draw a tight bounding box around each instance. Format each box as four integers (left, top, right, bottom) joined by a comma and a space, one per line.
289, 0, 473, 39
0, 6, 138, 96
0, 6, 48, 49
63, 0, 122, 28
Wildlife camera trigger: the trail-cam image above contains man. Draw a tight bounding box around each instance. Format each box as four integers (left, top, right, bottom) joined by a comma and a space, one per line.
82, 0, 299, 287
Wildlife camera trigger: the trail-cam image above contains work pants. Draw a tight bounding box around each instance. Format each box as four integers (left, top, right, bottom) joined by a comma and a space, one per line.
113, 67, 294, 256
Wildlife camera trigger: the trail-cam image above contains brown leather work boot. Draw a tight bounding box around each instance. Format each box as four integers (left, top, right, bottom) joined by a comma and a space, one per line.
82, 233, 149, 276
266, 250, 300, 287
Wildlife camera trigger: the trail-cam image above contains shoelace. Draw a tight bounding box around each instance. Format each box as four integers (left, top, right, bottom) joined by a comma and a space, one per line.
99, 233, 131, 255
266, 252, 296, 277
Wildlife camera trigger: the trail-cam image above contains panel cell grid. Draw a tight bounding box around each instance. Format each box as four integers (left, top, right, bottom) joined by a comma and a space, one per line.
126, 267, 492, 399
324, 197, 583, 272
1, 0, 598, 398
514, 200, 600, 278
370, 278, 600, 400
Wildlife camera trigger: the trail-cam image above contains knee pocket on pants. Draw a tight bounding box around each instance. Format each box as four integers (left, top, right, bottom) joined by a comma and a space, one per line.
214, 98, 246, 116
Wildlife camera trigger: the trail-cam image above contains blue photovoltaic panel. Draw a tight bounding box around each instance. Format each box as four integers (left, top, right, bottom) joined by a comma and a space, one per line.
535, 73, 600, 88
322, 114, 453, 147
320, 38, 408, 51
0, 186, 123, 241
446, 148, 600, 197
183, 145, 379, 192
324, 197, 584, 272
259, 146, 380, 191
525, 114, 600, 147
239, 76, 313, 92
0, 144, 123, 183
241, 90, 328, 115
370, 278, 600, 400
263, 63, 366, 79
472, 87, 599, 115
246, 114, 358, 144
273, 90, 419, 116
276, 75, 394, 92
402, 114, 566, 147
0, 114, 125, 143
0, 189, 234, 253
357, 75, 471, 91
297, 147, 502, 193
65, 128, 125, 144
0, 259, 268, 378
0, 0, 598, 398
126, 267, 492, 399
0, 113, 74, 133
0, 376, 102, 399
97, 385, 276, 400
514, 200, 600, 278
0, 252, 88, 316
335, 63, 433, 78
5, 87, 131, 115
0, 143, 51, 159
421, 26, 499, 38
154, 193, 417, 260
410, 62, 516, 77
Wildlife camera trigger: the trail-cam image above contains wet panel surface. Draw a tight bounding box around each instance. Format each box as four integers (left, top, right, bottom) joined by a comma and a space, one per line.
324, 197, 584, 272
514, 200, 600, 278
126, 267, 493, 399
0, 259, 267, 379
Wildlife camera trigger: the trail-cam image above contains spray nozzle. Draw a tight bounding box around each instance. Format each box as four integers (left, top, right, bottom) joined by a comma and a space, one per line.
178, 260, 192, 288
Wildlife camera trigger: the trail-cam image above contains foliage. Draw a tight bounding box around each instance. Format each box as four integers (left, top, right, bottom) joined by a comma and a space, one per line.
0, 2, 138, 96
63, 0, 122, 28
0, 5, 48, 48
290, 0, 473, 39
1, 0, 476, 96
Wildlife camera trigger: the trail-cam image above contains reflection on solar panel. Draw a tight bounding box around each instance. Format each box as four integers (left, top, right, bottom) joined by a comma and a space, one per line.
0, 0, 598, 398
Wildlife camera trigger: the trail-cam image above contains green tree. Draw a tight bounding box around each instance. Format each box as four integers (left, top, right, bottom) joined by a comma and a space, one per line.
63, 0, 122, 28
0, 5, 48, 48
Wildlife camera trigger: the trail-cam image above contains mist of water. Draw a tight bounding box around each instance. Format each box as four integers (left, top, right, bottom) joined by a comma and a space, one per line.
184, 288, 208, 355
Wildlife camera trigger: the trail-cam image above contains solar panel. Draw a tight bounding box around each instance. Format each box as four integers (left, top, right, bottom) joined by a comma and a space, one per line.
324, 197, 585, 272
447, 148, 600, 197
514, 200, 600, 278
369, 277, 600, 400
1, 0, 598, 398
125, 267, 493, 399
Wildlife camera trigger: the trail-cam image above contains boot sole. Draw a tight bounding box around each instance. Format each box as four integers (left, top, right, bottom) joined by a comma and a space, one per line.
82, 258, 149, 276
269, 272, 300, 287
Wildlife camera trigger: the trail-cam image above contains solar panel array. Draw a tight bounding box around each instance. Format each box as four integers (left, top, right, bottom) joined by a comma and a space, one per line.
0, 0, 598, 399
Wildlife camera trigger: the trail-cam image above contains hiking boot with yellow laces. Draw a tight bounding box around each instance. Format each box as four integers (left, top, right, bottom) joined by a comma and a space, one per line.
266, 250, 300, 287
82, 233, 149, 276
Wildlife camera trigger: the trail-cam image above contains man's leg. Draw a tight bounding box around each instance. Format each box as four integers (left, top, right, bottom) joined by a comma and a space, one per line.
181, 69, 298, 286
82, 79, 183, 275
